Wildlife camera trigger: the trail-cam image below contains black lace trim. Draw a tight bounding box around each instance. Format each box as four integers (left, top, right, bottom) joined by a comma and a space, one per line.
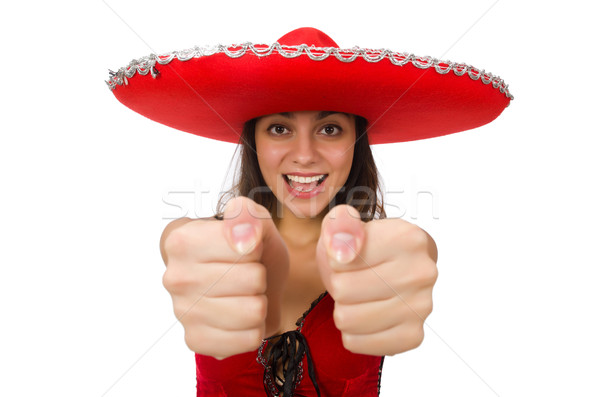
377, 356, 385, 396
257, 292, 327, 397
259, 330, 320, 397
296, 291, 328, 329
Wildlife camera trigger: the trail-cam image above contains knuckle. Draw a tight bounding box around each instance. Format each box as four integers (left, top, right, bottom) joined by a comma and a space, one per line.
172, 301, 193, 322
340, 332, 364, 354
328, 276, 344, 301
395, 293, 433, 322
339, 204, 360, 219
226, 196, 271, 220
410, 293, 434, 319
423, 300, 434, 318
401, 224, 438, 264
340, 332, 354, 351
163, 226, 192, 258
244, 262, 267, 294
244, 295, 268, 324
184, 329, 205, 353
162, 267, 189, 293
333, 304, 348, 330
410, 326, 425, 349
249, 201, 271, 220
398, 324, 425, 352
403, 258, 437, 290
402, 224, 429, 251
413, 260, 438, 286
426, 262, 439, 284
162, 263, 204, 296
241, 328, 264, 350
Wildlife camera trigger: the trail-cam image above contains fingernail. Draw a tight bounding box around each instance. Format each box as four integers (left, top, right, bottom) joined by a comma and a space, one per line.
330, 232, 357, 264
231, 223, 257, 255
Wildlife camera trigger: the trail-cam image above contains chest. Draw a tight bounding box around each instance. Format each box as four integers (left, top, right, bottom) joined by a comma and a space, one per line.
279, 244, 326, 332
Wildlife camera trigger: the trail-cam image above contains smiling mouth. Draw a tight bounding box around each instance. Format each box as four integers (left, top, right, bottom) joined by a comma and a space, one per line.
283, 174, 328, 192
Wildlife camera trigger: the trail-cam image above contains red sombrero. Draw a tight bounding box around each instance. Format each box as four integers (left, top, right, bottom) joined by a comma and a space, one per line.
107, 27, 512, 144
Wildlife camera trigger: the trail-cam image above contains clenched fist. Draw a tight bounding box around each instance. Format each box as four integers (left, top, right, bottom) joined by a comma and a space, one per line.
160, 197, 289, 359
316, 205, 438, 356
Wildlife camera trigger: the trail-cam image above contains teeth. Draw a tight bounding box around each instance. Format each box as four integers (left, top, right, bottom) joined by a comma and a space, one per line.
286, 174, 326, 183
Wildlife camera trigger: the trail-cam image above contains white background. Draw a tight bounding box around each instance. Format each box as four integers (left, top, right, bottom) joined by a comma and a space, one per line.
1, 0, 598, 396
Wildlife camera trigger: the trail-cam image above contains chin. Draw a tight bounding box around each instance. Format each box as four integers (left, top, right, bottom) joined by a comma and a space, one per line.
276, 198, 332, 220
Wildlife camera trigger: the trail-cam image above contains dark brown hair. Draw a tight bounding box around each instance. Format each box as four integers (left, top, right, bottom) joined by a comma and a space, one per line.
215, 115, 386, 222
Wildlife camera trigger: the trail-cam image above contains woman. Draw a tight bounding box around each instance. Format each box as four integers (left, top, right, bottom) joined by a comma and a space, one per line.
108, 27, 512, 396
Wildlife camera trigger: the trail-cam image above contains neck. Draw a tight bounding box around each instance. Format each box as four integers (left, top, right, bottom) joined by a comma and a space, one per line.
273, 206, 326, 247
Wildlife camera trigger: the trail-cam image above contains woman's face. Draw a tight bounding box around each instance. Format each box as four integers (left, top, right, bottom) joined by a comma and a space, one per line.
255, 111, 356, 219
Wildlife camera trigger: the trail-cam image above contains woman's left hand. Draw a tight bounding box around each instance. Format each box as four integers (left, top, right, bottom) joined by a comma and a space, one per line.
316, 205, 438, 356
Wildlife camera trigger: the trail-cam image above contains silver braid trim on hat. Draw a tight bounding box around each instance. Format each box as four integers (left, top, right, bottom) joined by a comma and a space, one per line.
106, 43, 513, 100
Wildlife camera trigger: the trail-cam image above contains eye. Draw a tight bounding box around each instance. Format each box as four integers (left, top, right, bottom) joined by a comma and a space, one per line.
268, 124, 290, 136
320, 124, 341, 136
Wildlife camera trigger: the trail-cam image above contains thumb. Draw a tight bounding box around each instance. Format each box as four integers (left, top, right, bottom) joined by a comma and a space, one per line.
222, 196, 271, 256
320, 205, 365, 269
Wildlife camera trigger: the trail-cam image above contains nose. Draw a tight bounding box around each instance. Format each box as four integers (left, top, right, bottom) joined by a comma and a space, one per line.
291, 130, 318, 165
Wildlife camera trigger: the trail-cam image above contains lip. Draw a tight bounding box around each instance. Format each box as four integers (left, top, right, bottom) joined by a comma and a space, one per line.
284, 172, 328, 177
283, 174, 327, 199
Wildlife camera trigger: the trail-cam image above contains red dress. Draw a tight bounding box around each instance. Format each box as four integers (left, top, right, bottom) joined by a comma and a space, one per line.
195, 292, 384, 396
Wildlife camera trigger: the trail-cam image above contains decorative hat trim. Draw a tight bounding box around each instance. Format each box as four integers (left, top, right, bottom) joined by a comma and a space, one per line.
106, 42, 512, 100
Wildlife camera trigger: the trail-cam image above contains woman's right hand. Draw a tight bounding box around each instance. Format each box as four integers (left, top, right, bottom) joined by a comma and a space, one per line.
160, 197, 289, 359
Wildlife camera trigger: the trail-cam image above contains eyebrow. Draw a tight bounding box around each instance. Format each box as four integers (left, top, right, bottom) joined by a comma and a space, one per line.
276, 111, 350, 120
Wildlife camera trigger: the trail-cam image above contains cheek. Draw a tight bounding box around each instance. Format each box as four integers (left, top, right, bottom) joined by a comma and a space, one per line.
256, 145, 285, 181
329, 147, 354, 178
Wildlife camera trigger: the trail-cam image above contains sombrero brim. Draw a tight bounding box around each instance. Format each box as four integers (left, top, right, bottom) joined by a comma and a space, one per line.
107, 28, 512, 144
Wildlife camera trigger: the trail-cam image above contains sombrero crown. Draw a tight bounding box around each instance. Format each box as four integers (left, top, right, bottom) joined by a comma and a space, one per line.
108, 27, 512, 144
